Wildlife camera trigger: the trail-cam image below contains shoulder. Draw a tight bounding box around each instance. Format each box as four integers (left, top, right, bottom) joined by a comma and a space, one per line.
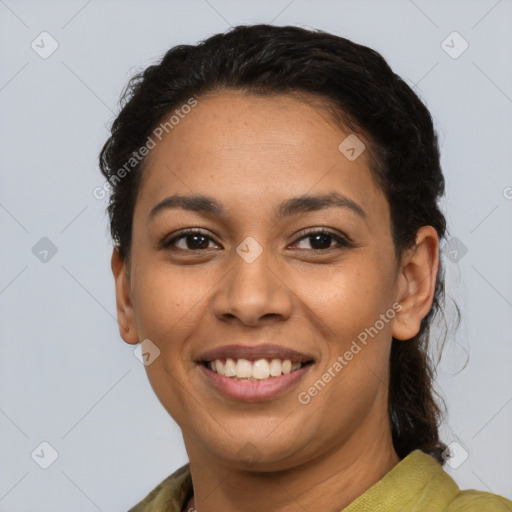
406, 450, 512, 511
127, 463, 192, 512
373, 449, 512, 511
445, 489, 512, 511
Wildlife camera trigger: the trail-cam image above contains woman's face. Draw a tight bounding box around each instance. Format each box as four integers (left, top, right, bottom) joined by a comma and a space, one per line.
113, 91, 426, 470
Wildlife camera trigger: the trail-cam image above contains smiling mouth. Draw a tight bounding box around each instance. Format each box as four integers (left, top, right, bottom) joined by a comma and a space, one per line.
201, 358, 314, 381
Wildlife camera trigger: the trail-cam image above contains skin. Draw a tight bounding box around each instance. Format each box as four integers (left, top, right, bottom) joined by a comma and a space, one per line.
112, 91, 439, 512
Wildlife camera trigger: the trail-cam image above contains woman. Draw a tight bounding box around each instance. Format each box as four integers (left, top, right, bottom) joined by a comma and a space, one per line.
99, 24, 512, 512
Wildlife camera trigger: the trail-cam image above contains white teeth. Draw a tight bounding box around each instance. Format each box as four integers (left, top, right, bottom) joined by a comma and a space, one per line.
252, 359, 270, 379
224, 358, 236, 377
235, 359, 252, 378
209, 357, 304, 380
269, 359, 282, 377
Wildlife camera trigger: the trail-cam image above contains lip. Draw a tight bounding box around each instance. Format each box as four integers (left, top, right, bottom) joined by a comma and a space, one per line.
198, 362, 313, 402
196, 344, 314, 364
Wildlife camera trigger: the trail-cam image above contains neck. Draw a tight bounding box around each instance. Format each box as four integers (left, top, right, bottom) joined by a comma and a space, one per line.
184, 423, 400, 512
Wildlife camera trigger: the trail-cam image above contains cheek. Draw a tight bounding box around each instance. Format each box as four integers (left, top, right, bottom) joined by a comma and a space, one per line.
294, 258, 396, 343
130, 260, 205, 345
131, 264, 203, 423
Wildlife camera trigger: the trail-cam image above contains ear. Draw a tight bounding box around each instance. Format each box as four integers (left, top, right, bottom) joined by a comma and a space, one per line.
111, 247, 140, 345
392, 226, 439, 341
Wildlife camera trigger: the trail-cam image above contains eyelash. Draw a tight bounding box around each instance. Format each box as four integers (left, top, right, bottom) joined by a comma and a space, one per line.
160, 227, 352, 253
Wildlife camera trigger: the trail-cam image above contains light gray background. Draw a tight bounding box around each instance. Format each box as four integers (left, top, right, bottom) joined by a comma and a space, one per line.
1, 0, 511, 510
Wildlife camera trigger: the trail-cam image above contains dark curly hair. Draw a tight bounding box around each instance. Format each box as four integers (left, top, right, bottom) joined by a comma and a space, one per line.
99, 24, 452, 464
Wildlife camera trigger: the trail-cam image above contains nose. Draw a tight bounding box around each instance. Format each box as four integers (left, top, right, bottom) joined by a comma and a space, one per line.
212, 247, 293, 328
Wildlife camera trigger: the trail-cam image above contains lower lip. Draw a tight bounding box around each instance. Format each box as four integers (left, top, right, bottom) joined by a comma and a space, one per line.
197, 363, 313, 402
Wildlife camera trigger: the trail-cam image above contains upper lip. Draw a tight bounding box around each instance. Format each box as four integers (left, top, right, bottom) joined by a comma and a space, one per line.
197, 344, 315, 364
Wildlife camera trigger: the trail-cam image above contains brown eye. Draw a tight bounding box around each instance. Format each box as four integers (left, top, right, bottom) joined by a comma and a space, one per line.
292, 229, 351, 251
180, 234, 211, 250
308, 233, 334, 250
162, 229, 220, 251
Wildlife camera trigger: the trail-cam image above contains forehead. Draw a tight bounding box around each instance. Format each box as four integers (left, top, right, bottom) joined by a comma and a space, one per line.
134, 91, 389, 224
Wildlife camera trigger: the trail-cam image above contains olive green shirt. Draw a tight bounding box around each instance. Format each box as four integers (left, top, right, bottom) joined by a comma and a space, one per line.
128, 449, 512, 511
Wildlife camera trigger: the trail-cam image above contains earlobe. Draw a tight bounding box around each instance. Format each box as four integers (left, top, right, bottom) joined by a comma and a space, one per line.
392, 226, 439, 341
111, 247, 140, 345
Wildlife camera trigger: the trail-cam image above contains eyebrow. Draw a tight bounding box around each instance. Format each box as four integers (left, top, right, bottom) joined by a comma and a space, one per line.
147, 191, 366, 223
